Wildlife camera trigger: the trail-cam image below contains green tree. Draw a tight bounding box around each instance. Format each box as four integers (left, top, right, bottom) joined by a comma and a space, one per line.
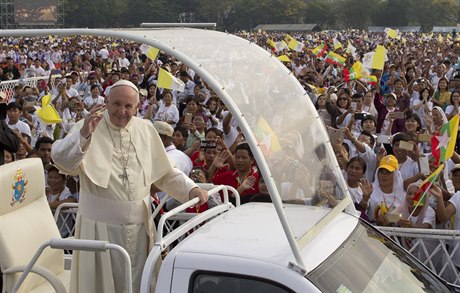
125, 0, 177, 27
410, 0, 459, 32
335, 0, 379, 29
302, 0, 335, 29
372, 0, 411, 27
194, 0, 235, 29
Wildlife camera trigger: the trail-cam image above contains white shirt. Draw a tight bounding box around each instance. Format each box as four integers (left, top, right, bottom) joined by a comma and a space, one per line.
98, 48, 109, 59
118, 57, 130, 68
83, 95, 105, 109
445, 105, 460, 117
7, 120, 31, 137
412, 99, 432, 128
398, 158, 419, 182
165, 144, 193, 176
48, 186, 74, 203
31, 115, 55, 147
349, 186, 364, 204
409, 206, 436, 228
355, 143, 377, 182
369, 171, 406, 222
154, 103, 179, 128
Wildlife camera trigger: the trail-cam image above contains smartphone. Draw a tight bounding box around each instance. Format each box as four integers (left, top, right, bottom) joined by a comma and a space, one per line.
200, 140, 217, 148
386, 213, 403, 223
328, 128, 344, 145
392, 112, 405, 120
377, 134, 390, 144
418, 133, 432, 142
319, 180, 335, 197
354, 112, 367, 120
398, 140, 414, 151
24, 101, 36, 108
350, 102, 357, 111
419, 156, 430, 176
184, 113, 193, 124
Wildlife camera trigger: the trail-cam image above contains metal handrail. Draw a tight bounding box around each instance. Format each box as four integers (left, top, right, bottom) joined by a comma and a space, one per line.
140, 185, 240, 292
12, 238, 132, 293
53, 202, 79, 222
377, 226, 460, 285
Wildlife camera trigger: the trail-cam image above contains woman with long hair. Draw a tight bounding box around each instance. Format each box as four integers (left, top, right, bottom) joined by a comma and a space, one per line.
433, 77, 451, 110
412, 88, 433, 129
334, 89, 352, 128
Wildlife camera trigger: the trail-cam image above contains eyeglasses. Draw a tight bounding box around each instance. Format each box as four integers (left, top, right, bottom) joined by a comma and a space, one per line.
338, 97, 348, 101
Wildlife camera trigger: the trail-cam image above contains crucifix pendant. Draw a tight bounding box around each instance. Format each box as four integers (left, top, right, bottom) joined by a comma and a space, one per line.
119, 168, 129, 189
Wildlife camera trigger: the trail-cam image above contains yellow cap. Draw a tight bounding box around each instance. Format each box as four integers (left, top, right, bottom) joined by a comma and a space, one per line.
378, 155, 398, 172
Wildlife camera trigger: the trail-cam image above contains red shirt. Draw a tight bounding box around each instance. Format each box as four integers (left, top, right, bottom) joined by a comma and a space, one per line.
212, 169, 260, 199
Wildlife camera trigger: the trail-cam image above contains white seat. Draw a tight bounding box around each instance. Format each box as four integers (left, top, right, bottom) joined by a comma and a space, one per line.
1, 159, 133, 293
0, 158, 68, 293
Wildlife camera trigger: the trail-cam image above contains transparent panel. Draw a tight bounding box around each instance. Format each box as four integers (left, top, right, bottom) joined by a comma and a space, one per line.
0, 28, 352, 250
134, 28, 351, 240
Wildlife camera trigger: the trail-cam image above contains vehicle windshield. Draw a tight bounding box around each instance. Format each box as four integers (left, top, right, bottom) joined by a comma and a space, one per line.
307, 222, 451, 292
131, 28, 351, 243
0, 28, 351, 249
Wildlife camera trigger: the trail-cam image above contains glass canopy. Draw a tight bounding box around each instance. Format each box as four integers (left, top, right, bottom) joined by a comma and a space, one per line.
0, 28, 355, 268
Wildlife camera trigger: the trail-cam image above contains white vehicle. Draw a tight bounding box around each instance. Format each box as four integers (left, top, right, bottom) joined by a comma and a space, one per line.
0, 28, 456, 292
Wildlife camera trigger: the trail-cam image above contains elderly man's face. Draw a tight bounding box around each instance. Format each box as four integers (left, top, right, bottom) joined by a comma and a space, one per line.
107, 85, 139, 128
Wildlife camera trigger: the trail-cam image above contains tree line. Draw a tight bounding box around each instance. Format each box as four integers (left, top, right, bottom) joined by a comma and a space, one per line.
63, 0, 459, 32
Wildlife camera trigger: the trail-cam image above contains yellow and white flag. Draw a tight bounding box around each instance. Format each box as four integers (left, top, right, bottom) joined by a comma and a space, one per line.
277, 55, 291, 62
36, 95, 62, 125
333, 37, 343, 50
139, 44, 159, 60
362, 45, 387, 70
157, 68, 185, 92
288, 38, 304, 52
269, 39, 288, 52
346, 40, 358, 58
285, 34, 304, 52
384, 28, 399, 39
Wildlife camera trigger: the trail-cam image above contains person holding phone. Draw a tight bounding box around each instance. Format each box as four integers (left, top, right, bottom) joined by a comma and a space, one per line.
185, 113, 207, 149
391, 132, 426, 190
374, 92, 404, 135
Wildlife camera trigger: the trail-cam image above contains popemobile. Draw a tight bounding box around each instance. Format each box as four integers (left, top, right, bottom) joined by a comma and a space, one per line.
0, 27, 457, 292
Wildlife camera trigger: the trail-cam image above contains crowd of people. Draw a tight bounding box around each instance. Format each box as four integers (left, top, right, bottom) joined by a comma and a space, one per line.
2, 30, 460, 275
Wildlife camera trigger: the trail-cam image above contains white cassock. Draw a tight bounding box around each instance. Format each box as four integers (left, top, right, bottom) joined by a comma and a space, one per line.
52, 111, 197, 293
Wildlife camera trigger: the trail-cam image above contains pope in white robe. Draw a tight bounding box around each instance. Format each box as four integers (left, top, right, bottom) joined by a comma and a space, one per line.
51, 80, 208, 293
